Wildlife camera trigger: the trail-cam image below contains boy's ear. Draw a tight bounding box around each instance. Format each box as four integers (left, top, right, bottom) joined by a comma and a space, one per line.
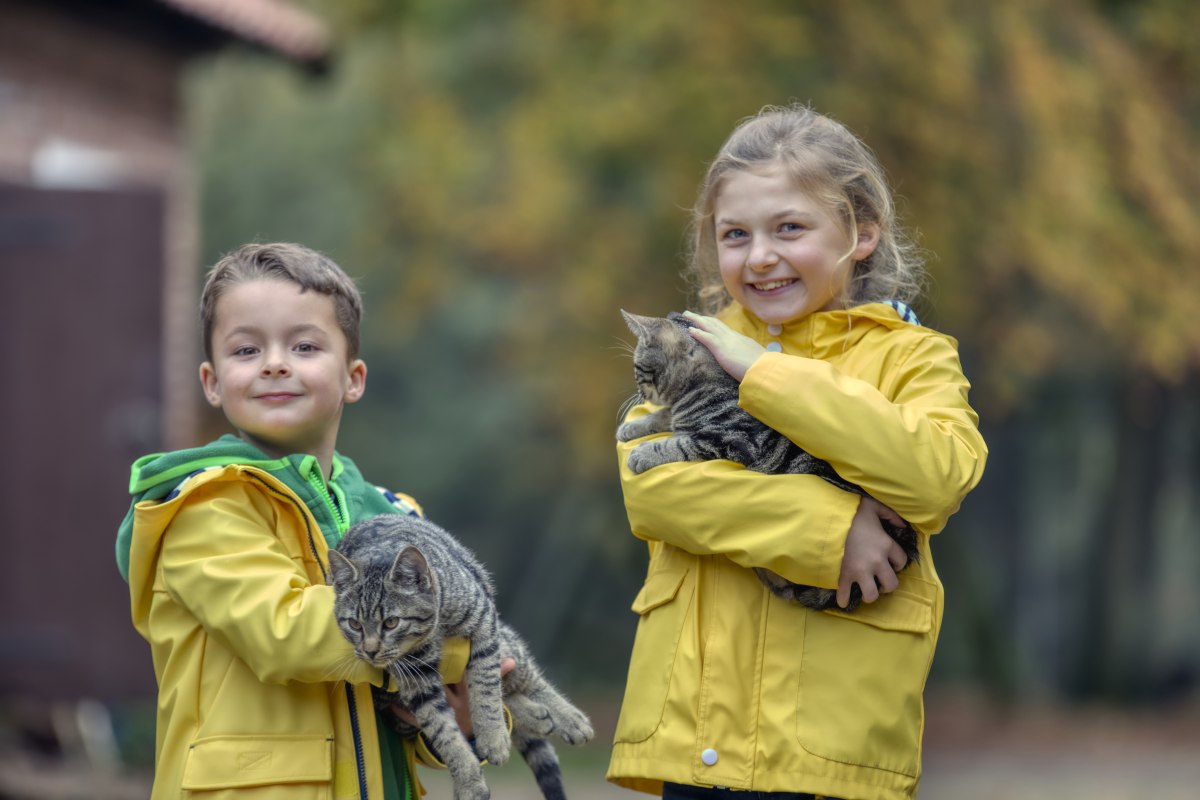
344, 358, 367, 404
199, 362, 222, 408
853, 222, 881, 262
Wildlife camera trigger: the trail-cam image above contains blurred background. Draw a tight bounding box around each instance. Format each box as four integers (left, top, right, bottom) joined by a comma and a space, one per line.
2, 0, 1199, 797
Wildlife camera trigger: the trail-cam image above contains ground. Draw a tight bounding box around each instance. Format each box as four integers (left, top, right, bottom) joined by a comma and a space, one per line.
2, 691, 1198, 798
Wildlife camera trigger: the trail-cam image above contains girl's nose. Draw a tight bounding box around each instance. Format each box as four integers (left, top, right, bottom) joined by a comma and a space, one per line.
747, 238, 779, 271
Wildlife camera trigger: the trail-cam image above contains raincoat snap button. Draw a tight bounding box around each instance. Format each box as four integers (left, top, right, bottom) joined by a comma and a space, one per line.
700, 748, 718, 766
767, 324, 782, 335
766, 341, 783, 352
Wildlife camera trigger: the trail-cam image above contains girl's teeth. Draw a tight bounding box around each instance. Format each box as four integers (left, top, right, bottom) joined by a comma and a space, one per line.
754, 280, 793, 291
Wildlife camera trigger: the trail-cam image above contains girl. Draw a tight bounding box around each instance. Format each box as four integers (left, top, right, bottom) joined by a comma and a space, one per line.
607, 105, 987, 800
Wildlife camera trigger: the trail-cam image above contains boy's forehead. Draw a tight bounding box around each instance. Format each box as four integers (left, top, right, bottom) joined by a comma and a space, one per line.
213, 278, 341, 332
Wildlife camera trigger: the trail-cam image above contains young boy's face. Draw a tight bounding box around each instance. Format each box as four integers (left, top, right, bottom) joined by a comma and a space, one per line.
200, 278, 366, 464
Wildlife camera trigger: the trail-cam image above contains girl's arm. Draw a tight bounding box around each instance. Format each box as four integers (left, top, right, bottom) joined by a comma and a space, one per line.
159, 480, 385, 687
618, 403, 861, 589
738, 333, 987, 534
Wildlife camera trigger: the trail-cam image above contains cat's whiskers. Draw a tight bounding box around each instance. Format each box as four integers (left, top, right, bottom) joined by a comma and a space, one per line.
616, 392, 642, 423
608, 338, 636, 359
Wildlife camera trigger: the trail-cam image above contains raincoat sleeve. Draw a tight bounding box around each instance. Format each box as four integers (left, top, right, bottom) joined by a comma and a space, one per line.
618, 405, 861, 589
157, 480, 385, 687
738, 332, 987, 535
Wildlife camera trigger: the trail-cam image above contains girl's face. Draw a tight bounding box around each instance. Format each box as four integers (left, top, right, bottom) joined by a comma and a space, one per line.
713, 163, 878, 327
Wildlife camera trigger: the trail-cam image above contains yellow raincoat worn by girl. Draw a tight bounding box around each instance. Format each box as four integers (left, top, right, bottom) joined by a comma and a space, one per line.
607, 302, 987, 800
122, 442, 468, 800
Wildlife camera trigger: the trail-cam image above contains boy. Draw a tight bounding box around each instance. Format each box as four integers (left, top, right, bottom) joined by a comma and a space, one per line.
116, 242, 466, 799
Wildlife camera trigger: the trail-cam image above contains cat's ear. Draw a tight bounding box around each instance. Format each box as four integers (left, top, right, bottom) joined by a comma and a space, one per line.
620, 309, 654, 338
328, 549, 358, 587
390, 546, 433, 595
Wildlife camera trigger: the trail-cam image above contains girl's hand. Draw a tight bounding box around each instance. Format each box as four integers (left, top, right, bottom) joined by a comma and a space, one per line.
682, 311, 766, 382
391, 657, 517, 735
836, 497, 909, 609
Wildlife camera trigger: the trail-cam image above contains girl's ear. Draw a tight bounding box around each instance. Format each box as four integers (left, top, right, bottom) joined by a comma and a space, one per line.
852, 222, 881, 262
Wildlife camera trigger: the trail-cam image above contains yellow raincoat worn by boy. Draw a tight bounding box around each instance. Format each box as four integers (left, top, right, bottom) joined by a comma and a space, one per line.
607, 302, 987, 800
119, 438, 468, 799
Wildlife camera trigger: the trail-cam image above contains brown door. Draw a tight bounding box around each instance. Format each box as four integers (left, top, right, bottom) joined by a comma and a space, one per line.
0, 183, 163, 703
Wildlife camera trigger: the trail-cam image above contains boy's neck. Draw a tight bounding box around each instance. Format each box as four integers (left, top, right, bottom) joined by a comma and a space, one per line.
234, 431, 335, 482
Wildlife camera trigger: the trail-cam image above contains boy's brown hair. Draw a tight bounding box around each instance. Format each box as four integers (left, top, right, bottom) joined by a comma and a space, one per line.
200, 243, 364, 361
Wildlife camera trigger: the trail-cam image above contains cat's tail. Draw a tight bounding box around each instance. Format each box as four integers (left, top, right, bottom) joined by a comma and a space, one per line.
516, 732, 568, 800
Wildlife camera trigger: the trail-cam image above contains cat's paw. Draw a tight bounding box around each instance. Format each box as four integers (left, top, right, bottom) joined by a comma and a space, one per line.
551, 704, 594, 746
616, 420, 644, 442
451, 779, 490, 800
507, 696, 556, 738
626, 444, 662, 474
473, 726, 511, 767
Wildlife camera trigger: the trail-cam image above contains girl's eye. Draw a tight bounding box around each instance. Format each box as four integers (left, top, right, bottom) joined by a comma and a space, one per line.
720, 227, 748, 241
295, 342, 318, 353
382, 618, 400, 630
781, 222, 805, 233
348, 619, 362, 631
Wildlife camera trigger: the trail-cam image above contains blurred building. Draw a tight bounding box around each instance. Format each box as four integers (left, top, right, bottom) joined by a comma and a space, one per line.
0, 0, 329, 706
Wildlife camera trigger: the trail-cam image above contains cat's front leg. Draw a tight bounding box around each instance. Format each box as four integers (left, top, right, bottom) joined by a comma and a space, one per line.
410, 692, 490, 800
465, 634, 511, 767
616, 408, 671, 442
627, 435, 699, 474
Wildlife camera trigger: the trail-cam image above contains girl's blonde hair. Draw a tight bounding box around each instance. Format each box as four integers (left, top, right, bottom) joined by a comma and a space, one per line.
686, 104, 927, 315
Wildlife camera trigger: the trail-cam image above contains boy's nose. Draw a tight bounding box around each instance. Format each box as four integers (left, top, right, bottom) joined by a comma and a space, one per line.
260, 353, 291, 376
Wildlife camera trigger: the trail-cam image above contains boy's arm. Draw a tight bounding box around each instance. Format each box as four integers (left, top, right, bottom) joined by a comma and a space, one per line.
158, 480, 385, 687
739, 334, 987, 534
618, 405, 860, 589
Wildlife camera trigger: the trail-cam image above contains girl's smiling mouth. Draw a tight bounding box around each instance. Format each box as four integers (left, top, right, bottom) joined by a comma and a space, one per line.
750, 279, 797, 292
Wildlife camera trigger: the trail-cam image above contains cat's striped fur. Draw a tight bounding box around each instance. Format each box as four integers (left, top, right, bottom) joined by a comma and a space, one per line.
617, 310, 919, 611
329, 514, 593, 800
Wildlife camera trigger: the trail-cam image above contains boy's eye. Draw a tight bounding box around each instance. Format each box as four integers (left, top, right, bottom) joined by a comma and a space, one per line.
295, 342, 318, 353
232, 345, 258, 357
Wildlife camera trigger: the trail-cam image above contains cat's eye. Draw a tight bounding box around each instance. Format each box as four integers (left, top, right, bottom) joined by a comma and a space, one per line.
382, 617, 400, 630
347, 619, 362, 631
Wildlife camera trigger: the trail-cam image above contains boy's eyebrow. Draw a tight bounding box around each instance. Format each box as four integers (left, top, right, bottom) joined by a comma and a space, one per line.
221, 323, 329, 340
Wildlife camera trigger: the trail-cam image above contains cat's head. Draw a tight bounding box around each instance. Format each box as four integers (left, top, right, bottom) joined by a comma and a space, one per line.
328, 544, 439, 668
620, 310, 722, 405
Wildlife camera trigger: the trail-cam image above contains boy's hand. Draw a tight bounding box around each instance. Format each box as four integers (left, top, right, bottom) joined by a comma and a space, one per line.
682, 311, 766, 382
391, 657, 517, 736
837, 497, 909, 609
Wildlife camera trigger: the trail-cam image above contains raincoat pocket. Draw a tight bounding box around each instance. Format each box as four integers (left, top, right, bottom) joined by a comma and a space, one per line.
613, 565, 693, 743
181, 734, 333, 798
794, 576, 938, 777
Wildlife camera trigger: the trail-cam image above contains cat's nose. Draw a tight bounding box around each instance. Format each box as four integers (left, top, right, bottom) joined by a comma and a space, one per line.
362, 637, 381, 659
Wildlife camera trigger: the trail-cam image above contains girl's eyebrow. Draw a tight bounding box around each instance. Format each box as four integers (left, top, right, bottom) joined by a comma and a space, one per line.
716, 209, 819, 227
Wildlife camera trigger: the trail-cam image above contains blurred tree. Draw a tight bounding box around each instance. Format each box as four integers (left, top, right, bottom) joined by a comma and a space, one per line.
188, 0, 1200, 700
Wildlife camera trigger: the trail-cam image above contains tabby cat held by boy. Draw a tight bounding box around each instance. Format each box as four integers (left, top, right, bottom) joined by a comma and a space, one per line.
617, 310, 919, 611
329, 514, 593, 800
